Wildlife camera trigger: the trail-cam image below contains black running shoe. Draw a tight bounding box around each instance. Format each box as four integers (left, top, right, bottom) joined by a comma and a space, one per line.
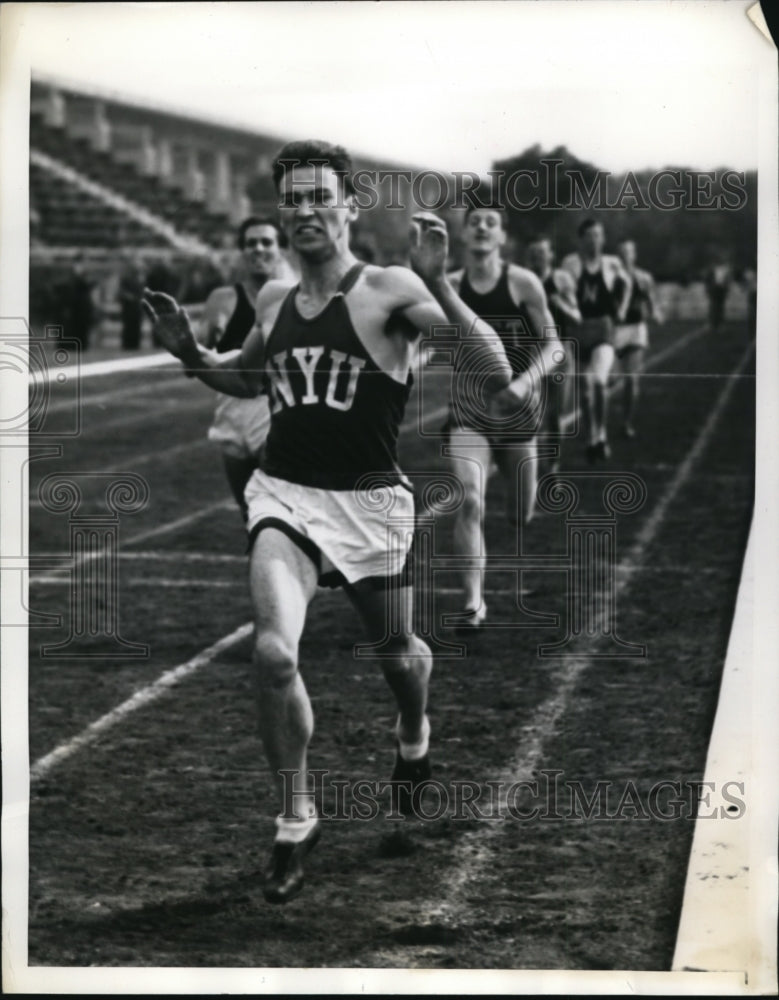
390, 749, 432, 817
262, 823, 321, 904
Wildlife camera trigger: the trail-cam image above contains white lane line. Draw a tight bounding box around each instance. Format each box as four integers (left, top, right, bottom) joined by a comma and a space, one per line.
27, 341, 752, 805
29, 498, 235, 579
73, 395, 211, 438
34, 351, 178, 385
671, 526, 753, 974
29, 441, 210, 506
44, 372, 194, 416
30, 622, 253, 783
29, 572, 723, 591
113, 550, 246, 564
32, 576, 245, 589
364, 339, 755, 951
28, 323, 715, 577
107, 498, 235, 549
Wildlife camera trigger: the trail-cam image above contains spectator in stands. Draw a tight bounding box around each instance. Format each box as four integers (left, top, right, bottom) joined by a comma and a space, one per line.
30, 201, 43, 248
61, 257, 95, 351
146, 256, 179, 297
94, 268, 119, 348
119, 256, 147, 350
739, 265, 757, 337
178, 257, 223, 305
145, 257, 179, 347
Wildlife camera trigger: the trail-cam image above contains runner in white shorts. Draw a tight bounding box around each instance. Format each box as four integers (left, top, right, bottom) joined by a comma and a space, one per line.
199, 217, 296, 519
143, 140, 513, 905
613, 239, 663, 438
561, 219, 630, 462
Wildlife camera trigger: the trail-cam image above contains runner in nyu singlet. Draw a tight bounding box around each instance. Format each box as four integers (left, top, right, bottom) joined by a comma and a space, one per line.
262, 263, 411, 490
143, 142, 513, 906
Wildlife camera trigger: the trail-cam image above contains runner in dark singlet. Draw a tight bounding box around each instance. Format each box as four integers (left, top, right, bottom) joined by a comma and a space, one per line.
613, 239, 662, 438
199, 217, 295, 519
446, 207, 563, 628
561, 218, 630, 462
527, 237, 581, 472
143, 140, 513, 905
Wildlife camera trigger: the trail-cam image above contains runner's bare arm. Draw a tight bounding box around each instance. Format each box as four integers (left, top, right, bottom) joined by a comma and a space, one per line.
550, 270, 582, 324
404, 213, 512, 391
142, 289, 259, 397
235, 282, 293, 393
198, 287, 234, 348
646, 272, 664, 323
499, 268, 564, 405
613, 258, 632, 323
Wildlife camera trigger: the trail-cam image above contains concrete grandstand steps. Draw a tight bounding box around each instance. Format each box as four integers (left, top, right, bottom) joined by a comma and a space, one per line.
30, 112, 231, 248
30, 161, 170, 249
30, 149, 213, 254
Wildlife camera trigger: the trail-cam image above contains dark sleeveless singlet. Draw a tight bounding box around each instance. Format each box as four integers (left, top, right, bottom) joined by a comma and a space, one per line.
577, 264, 617, 320
261, 263, 413, 491
573, 260, 618, 361
448, 263, 536, 441
216, 282, 258, 353
542, 271, 567, 337
623, 272, 651, 324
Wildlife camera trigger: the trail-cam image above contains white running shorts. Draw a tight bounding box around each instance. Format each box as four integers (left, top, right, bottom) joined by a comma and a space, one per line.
245, 468, 415, 587
208, 394, 271, 460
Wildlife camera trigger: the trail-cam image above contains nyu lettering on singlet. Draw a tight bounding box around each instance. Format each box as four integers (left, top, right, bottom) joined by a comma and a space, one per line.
459, 263, 531, 377
577, 263, 617, 320
217, 282, 259, 353
624, 272, 651, 324
261, 263, 412, 490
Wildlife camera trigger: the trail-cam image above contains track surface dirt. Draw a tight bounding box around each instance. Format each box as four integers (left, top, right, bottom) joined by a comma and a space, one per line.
27, 317, 754, 969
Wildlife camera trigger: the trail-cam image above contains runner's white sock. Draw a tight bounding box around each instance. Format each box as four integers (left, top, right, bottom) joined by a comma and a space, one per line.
396, 713, 430, 761
275, 808, 318, 844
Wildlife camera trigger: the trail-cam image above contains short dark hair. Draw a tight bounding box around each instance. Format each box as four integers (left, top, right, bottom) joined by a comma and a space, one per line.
271, 140, 355, 196
577, 217, 603, 238
237, 216, 286, 250
463, 203, 506, 228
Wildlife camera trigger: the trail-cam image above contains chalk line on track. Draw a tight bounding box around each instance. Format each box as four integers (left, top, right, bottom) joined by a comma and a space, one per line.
29, 498, 234, 579
27, 323, 722, 778
44, 372, 192, 417
33, 351, 178, 386
360, 339, 755, 957
29, 339, 752, 816
30, 622, 253, 783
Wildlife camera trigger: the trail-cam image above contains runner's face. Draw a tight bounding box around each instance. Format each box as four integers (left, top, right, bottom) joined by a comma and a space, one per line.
581, 224, 605, 255
278, 164, 355, 261
527, 242, 553, 275
242, 225, 282, 277
463, 209, 506, 255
